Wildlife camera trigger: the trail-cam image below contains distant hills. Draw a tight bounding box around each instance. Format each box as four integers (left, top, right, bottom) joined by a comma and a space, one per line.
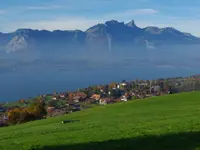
1, 20, 200, 53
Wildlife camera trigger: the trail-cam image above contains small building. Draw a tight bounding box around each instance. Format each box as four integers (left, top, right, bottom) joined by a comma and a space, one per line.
52, 97, 57, 100
69, 104, 81, 112
121, 80, 129, 86
152, 85, 160, 92
47, 107, 55, 114
59, 94, 65, 99
121, 82, 127, 86
90, 94, 101, 101
120, 95, 128, 102
99, 98, 108, 105
138, 83, 148, 88
72, 96, 81, 103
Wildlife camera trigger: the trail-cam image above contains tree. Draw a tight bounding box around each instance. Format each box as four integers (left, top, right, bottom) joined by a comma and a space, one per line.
7, 108, 21, 124
33, 101, 47, 118
103, 85, 109, 94
48, 100, 57, 107
110, 89, 121, 98
94, 89, 101, 94
48, 100, 66, 109
8, 100, 47, 124
109, 82, 117, 90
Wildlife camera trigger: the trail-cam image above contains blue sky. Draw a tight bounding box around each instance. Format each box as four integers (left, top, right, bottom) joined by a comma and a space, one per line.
0, 0, 200, 36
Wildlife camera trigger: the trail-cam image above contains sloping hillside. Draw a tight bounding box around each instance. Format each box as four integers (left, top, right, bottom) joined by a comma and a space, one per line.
1, 92, 200, 150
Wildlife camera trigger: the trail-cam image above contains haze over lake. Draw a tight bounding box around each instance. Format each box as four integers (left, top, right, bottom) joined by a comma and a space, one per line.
1, 45, 200, 102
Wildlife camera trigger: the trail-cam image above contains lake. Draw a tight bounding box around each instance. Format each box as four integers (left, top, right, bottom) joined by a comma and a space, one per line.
1, 46, 200, 102
0, 65, 199, 102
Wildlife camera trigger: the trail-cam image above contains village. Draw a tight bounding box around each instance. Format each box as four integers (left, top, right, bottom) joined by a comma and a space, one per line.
1, 75, 200, 126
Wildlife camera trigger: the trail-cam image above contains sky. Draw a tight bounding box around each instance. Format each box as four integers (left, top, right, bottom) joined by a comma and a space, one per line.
0, 0, 200, 36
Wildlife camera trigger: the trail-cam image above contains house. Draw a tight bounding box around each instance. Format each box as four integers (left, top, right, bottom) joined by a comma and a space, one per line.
47, 107, 55, 114
52, 97, 57, 100
49, 108, 67, 117
90, 94, 101, 101
72, 96, 81, 103
120, 80, 127, 87
138, 83, 148, 88
152, 85, 160, 92
69, 104, 81, 112
120, 95, 128, 102
96, 85, 104, 92
124, 92, 133, 100
99, 98, 108, 105
47, 106, 55, 110
73, 92, 87, 102
59, 94, 65, 99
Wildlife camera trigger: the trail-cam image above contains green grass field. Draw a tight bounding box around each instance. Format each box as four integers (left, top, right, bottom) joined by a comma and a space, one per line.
1, 92, 200, 150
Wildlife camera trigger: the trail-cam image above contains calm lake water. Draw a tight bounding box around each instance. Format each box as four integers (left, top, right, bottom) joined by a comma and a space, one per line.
1, 46, 200, 102
0, 65, 199, 102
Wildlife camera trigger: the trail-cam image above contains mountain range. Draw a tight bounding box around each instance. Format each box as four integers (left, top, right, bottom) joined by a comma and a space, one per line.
1, 20, 200, 53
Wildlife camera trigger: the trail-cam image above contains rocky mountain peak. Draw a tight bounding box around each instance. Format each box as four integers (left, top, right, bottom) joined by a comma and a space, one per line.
126, 20, 137, 28
6, 36, 28, 53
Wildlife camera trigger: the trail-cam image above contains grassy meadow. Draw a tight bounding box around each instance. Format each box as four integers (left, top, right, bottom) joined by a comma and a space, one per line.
1, 92, 200, 150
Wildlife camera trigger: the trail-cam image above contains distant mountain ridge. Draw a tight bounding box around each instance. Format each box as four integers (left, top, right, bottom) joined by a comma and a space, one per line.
0, 20, 199, 53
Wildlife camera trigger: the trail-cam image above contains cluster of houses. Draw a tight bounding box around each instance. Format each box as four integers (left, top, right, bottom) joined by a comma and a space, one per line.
45, 76, 200, 116
43, 79, 170, 117
1, 75, 200, 125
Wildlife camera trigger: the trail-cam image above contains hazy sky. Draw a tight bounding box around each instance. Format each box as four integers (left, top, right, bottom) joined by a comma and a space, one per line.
0, 0, 200, 36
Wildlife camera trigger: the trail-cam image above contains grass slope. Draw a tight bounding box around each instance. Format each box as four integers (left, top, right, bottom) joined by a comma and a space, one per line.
1, 92, 200, 150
